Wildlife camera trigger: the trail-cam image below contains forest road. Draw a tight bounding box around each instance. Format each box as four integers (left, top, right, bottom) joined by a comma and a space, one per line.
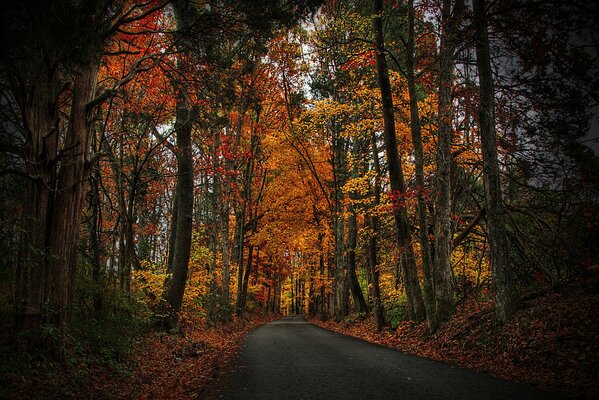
215, 315, 563, 400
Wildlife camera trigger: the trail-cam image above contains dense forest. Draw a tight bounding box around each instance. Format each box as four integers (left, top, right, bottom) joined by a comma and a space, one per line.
1, 0, 598, 398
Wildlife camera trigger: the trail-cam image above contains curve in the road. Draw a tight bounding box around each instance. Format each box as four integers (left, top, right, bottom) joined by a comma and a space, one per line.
216, 315, 563, 400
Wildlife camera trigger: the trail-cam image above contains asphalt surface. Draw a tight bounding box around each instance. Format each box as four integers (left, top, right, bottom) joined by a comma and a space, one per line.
218, 315, 563, 400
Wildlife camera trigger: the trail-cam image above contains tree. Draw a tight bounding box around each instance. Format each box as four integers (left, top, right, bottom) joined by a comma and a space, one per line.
373, 0, 425, 321
472, 0, 519, 323
1, 0, 167, 336
433, 0, 463, 325
159, 0, 197, 329
404, 0, 436, 329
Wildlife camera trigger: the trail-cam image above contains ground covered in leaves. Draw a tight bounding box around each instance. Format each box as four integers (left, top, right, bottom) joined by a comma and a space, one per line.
311, 280, 599, 399
7, 312, 276, 400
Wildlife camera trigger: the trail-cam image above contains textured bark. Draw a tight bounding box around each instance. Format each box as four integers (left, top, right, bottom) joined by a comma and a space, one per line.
334, 211, 349, 320
162, 97, 194, 325
332, 129, 349, 321
433, 0, 463, 324
406, 0, 436, 330
367, 132, 385, 330
49, 58, 100, 326
15, 59, 60, 332
106, 137, 139, 291
160, 1, 196, 328
347, 210, 368, 314
235, 203, 246, 314
89, 159, 104, 314
473, 0, 519, 324
221, 202, 231, 303
167, 188, 178, 273
15, 54, 100, 333
240, 245, 254, 312
235, 135, 257, 316
373, 0, 425, 321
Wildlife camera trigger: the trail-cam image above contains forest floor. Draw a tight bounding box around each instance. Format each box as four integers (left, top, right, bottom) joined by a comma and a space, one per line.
310, 277, 599, 399
6, 312, 277, 400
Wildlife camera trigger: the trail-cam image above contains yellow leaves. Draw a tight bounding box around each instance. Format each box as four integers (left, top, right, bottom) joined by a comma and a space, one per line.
343, 171, 378, 209
296, 99, 354, 132
131, 260, 168, 308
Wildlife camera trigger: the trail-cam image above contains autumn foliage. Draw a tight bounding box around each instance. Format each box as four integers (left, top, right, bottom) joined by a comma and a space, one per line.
0, 0, 598, 398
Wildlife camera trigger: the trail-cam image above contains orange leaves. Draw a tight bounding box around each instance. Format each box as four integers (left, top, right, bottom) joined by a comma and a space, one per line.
85, 313, 277, 400
99, 5, 176, 122
340, 50, 377, 71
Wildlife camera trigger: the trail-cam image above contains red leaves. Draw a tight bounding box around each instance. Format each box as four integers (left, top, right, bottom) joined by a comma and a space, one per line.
340, 51, 376, 71
84, 313, 277, 400
387, 186, 431, 211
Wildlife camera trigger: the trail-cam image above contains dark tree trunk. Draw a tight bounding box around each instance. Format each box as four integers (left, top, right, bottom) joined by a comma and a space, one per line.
367, 132, 386, 330
235, 135, 257, 315
235, 206, 246, 315
15, 55, 100, 334
240, 245, 254, 313
332, 131, 349, 321
167, 188, 178, 273
373, 0, 425, 321
89, 159, 104, 314
221, 199, 231, 305
473, 0, 519, 324
161, 97, 194, 327
334, 210, 349, 320
433, 0, 463, 324
405, 0, 436, 330
161, 0, 198, 328
347, 210, 368, 314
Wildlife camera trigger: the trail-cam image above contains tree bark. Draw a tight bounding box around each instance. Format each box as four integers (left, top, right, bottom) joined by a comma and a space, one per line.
433, 0, 463, 324
15, 54, 101, 334
368, 132, 386, 330
473, 0, 519, 324
332, 128, 349, 321
167, 188, 178, 273
235, 134, 257, 315
221, 200, 231, 305
161, 95, 194, 327
240, 245, 254, 313
160, 0, 198, 328
406, 0, 436, 330
89, 153, 104, 314
373, 0, 425, 321
347, 209, 368, 314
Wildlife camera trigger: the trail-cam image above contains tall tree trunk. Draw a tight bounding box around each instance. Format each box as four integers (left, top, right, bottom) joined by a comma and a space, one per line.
52, 58, 100, 326
473, 0, 519, 324
89, 155, 104, 314
332, 130, 349, 321
235, 136, 257, 315
161, 0, 197, 328
221, 202, 231, 305
234, 200, 245, 314
334, 211, 349, 320
161, 96, 194, 327
433, 0, 463, 324
15, 56, 59, 331
16, 55, 101, 335
240, 245, 254, 313
167, 187, 178, 273
406, 0, 436, 329
110, 137, 138, 292
368, 132, 386, 330
347, 209, 368, 314
373, 0, 425, 321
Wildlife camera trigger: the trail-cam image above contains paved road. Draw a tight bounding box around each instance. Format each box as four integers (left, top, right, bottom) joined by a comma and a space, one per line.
218, 315, 563, 399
